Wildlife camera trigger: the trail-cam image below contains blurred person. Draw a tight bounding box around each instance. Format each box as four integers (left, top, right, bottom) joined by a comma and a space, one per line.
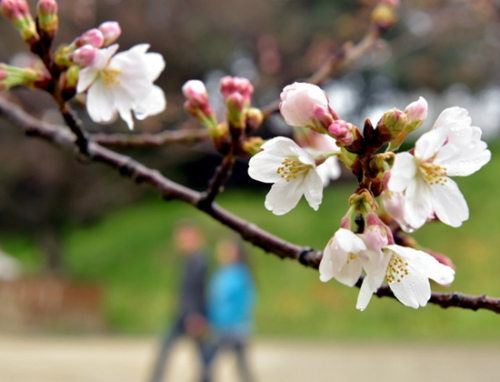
204, 238, 257, 382
148, 221, 209, 382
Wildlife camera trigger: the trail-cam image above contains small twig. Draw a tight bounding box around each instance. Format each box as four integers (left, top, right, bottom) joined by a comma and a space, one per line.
2, 96, 500, 314
199, 153, 236, 208
59, 103, 89, 155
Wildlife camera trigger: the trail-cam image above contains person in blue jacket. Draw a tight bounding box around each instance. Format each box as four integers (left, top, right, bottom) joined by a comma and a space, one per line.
205, 237, 256, 382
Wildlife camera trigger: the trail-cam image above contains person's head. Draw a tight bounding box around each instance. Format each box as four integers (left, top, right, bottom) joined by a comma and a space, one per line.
215, 237, 244, 265
173, 221, 205, 255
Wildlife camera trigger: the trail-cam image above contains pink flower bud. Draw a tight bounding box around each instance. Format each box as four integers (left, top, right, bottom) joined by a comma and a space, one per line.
381, 0, 400, 7
328, 120, 354, 145
1, 0, 30, 21
220, 76, 253, 105
70, 45, 98, 66
363, 225, 388, 251
37, 0, 57, 15
98, 21, 121, 46
405, 96, 428, 123
182, 79, 208, 106
76, 28, 104, 48
279, 82, 335, 129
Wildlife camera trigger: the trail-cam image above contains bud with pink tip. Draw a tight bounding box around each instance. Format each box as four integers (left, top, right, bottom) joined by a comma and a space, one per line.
328, 120, 354, 146
37, 0, 58, 42
98, 21, 121, 46
220, 76, 254, 106
74, 28, 104, 48
69, 45, 98, 67
405, 96, 428, 124
280, 82, 339, 131
1, 0, 39, 43
182, 79, 217, 127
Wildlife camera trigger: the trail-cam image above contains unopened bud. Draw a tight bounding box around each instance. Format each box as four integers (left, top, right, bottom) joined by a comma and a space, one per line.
405, 96, 428, 124
241, 137, 263, 156
245, 107, 263, 132
75, 28, 104, 48
220, 76, 253, 106
37, 0, 58, 42
70, 45, 98, 66
1, 0, 39, 44
225, 92, 246, 129
371, 3, 398, 31
328, 120, 354, 146
182, 80, 217, 128
377, 108, 407, 143
59, 65, 80, 99
280, 82, 337, 131
98, 21, 121, 46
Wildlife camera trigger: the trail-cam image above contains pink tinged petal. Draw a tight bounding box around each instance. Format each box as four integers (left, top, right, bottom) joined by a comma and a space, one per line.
86, 80, 117, 123
405, 96, 428, 123
133, 85, 166, 120
430, 177, 468, 227
303, 169, 324, 211
388, 152, 417, 192
403, 176, 433, 230
264, 178, 306, 215
76, 67, 99, 93
414, 127, 449, 161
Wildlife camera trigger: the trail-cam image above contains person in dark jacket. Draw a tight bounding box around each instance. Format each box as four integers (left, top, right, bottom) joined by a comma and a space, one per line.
148, 222, 209, 382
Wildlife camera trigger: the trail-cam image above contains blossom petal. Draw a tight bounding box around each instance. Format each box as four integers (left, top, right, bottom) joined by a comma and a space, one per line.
76, 67, 98, 93
133, 85, 166, 120
433, 107, 470, 131
248, 152, 287, 183
388, 152, 417, 193
264, 179, 305, 215
430, 178, 469, 227
86, 80, 116, 123
144, 52, 166, 81
414, 127, 448, 161
303, 170, 324, 211
403, 176, 433, 230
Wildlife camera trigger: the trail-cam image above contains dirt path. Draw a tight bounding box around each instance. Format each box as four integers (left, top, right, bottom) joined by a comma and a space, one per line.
0, 335, 498, 382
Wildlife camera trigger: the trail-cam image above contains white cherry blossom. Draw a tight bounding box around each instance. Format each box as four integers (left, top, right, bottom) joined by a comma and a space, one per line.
357, 245, 455, 310
77, 43, 166, 130
248, 136, 336, 215
388, 106, 491, 230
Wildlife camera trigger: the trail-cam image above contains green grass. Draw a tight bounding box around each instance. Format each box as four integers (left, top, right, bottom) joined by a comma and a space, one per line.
2, 143, 500, 341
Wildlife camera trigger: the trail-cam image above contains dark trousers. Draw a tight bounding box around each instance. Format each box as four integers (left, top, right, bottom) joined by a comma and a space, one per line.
148, 318, 209, 382
204, 334, 254, 382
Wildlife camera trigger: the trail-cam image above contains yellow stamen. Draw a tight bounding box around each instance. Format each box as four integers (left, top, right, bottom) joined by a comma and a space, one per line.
101, 67, 122, 89
276, 158, 311, 182
419, 161, 447, 186
386, 253, 409, 284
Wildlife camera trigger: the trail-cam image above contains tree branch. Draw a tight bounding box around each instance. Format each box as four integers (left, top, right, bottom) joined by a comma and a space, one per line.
1, 96, 499, 314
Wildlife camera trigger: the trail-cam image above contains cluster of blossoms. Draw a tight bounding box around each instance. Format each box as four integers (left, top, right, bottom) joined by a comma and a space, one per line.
246, 82, 491, 310
1, 0, 166, 130
1, 0, 492, 312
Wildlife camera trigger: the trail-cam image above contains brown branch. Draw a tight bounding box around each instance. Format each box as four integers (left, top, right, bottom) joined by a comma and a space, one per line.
199, 153, 236, 207
91, 124, 210, 147
1, 96, 500, 314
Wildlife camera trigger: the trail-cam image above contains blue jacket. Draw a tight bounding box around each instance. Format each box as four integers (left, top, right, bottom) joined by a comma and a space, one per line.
207, 263, 256, 336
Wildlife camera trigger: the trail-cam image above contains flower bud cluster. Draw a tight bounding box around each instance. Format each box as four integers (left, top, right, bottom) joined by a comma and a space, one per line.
0, 63, 49, 91
1, 0, 39, 44
182, 76, 264, 157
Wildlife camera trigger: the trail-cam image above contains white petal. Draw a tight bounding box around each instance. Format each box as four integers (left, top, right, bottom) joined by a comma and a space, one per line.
303, 170, 324, 211
260, 137, 303, 157
388, 152, 417, 192
316, 157, 341, 186
414, 127, 448, 161
433, 107, 470, 130
248, 152, 289, 184
144, 52, 165, 81
403, 176, 433, 230
356, 266, 386, 311
76, 67, 98, 93
93, 44, 120, 69
430, 178, 468, 227
86, 80, 116, 123
133, 85, 166, 119
264, 178, 305, 215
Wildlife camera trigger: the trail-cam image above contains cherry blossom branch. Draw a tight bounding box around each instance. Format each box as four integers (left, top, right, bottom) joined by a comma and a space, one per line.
2, 95, 500, 314
91, 124, 209, 147
200, 153, 236, 207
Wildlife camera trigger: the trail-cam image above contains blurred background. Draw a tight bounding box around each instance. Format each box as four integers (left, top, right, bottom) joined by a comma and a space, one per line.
1, 0, 500, 381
